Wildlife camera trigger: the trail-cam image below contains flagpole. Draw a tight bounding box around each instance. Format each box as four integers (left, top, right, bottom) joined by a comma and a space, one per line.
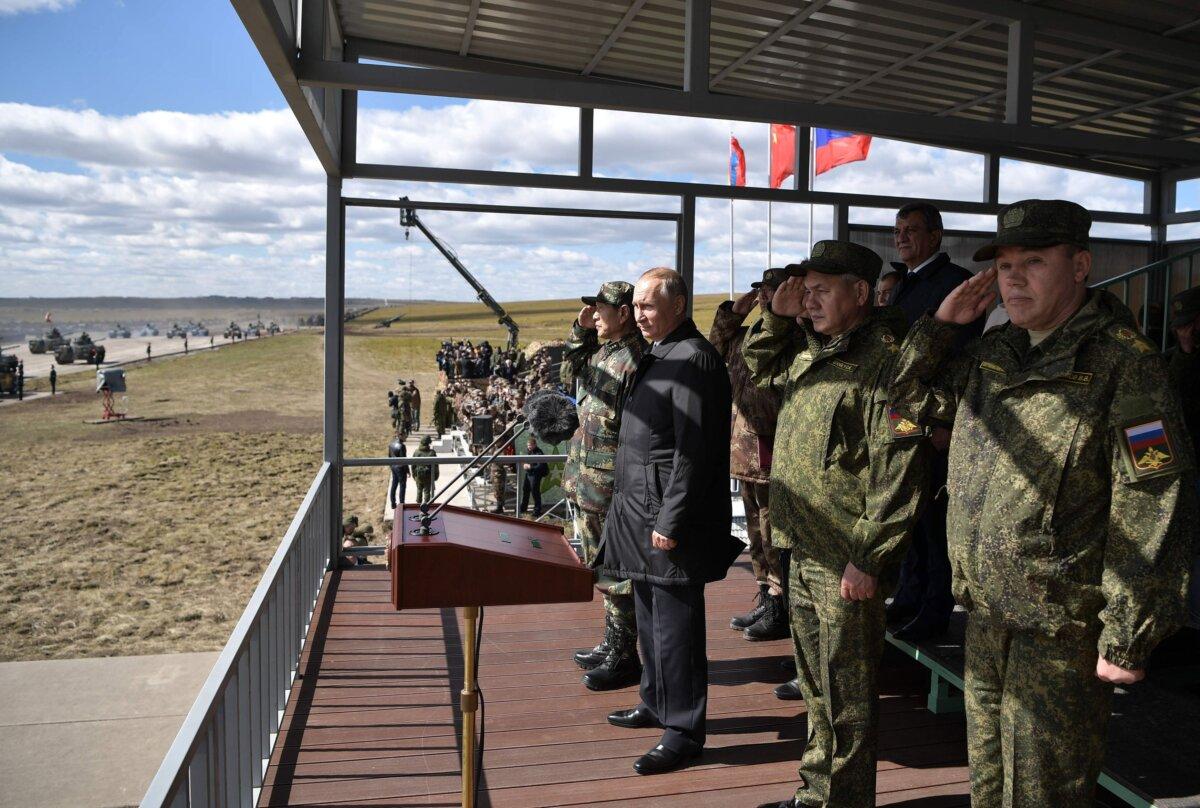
807, 132, 815, 254
730, 131, 735, 300
767, 135, 773, 269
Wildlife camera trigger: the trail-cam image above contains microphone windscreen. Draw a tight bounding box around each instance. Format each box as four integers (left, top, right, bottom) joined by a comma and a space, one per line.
523, 388, 580, 444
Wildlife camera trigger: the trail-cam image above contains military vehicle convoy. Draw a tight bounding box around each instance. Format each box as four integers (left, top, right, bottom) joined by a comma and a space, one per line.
28, 327, 68, 354
189, 322, 209, 337
267, 321, 280, 335
245, 320, 263, 337
139, 323, 159, 336
166, 323, 187, 338
108, 324, 132, 338
223, 321, 242, 339
54, 332, 106, 364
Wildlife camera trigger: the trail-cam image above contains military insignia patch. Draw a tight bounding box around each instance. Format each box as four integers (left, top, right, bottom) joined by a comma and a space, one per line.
880, 333, 895, 344
1003, 206, 1025, 227
812, 242, 827, 258
887, 405, 922, 438
1122, 419, 1176, 476
1110, 325, 1156, 355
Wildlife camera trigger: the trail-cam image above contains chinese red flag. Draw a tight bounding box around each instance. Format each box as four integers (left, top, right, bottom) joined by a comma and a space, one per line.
769, 124, 796, 189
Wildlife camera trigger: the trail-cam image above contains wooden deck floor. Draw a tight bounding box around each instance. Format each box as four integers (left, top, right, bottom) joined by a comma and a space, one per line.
259, 558, 971, 807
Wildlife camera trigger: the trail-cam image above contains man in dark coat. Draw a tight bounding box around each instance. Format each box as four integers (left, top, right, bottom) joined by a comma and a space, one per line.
597, 267, 735, 776
887, 201, 985, 642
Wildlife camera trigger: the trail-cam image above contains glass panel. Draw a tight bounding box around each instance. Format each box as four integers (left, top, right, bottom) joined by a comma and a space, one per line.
1176, 178, 1200, 213
998, 159, 1144, 213
816, 138, 985, 202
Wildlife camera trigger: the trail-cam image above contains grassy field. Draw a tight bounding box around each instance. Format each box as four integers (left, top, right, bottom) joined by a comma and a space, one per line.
0, 293, 730, 660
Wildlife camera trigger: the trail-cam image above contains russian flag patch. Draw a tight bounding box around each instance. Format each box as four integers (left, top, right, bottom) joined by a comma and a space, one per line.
1122, 418, 1175, 476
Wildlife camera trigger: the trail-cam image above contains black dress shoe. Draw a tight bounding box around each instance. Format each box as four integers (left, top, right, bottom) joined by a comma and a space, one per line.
607, 706, 659, 729
774, 679, 804, 701
885, 599, 919, 626
632, 744, 699, 775
892, 609, 950, 643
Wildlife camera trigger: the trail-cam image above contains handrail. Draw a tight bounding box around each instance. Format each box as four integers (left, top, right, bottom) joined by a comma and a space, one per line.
1090, 243, 1200, 350
141, 462, 333, 808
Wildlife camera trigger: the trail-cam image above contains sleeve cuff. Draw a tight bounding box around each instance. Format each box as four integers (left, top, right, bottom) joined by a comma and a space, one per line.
1100, 643, 1144, 671
849, 518, 885, 577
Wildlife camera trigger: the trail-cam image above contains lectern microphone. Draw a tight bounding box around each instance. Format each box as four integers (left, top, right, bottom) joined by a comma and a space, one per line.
522, 388, 579, 444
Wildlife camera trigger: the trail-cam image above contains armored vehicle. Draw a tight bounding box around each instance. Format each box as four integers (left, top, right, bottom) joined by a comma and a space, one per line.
56, 332, 106, 364
267, 321, 280, 335
223, 321, 242, 339
139, 323, 159, 336
108, 324, 132, 338
28, 327, 68, 354
0, 351, 19, 396
245, 321, 263, 337
167, 323, 187, 338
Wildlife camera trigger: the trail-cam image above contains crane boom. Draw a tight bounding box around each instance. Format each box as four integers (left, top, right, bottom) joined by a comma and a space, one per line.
400, 199, 520, 351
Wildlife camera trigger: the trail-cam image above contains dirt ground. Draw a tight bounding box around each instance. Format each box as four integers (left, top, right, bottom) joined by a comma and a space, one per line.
0, 294, 728, 660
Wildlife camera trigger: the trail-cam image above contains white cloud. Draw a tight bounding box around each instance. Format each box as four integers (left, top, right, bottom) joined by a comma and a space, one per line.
0, 100, 1156, 300
0, 0, 76, 15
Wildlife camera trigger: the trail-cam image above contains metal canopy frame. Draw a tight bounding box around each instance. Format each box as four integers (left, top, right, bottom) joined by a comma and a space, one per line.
228, 0, 1200, 542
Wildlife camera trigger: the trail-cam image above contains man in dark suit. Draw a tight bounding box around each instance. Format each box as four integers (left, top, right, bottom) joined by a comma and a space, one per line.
887, 202, 985, 641
596, 267, 735, 776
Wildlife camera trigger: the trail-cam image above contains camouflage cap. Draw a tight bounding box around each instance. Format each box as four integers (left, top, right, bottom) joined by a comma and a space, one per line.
799, 240, 883, 284
1170, 285, 1200, 328
783, 262, 807, 278
342, 515, 358, 528
419, 435, 432, 447
973, 199, 1091, 262
582, 280, 634, 309
751, 267, 790, 289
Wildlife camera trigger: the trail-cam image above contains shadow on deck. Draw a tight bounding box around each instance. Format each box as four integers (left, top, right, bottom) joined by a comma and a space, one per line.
258, 561, 970, 807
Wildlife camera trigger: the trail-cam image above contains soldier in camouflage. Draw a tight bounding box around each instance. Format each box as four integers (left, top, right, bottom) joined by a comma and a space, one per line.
709, 267, 788, 642
745, 241, 931, 808
341, 515, 374, 566
561, 280, 648, 691
1165, 286, 1200, 627
889, 199, 1196, 808
432, 389, 454, 438
412, 435, 439, 504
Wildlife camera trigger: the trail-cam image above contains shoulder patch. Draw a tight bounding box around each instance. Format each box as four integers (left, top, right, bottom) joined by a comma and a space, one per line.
887, 405, 923, 438
1119, 417, 1178, 480
1107, 324, 1157, 356
880, 333, 895, 344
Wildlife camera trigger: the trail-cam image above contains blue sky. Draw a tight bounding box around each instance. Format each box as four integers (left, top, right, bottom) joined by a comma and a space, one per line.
0, 0, 1192, 300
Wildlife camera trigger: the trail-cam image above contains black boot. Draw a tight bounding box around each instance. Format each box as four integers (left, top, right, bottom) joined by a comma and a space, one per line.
731, 584, 769, 630
573, 614, 613, 670
744, 593, 789, 641
582, 626, 641, 691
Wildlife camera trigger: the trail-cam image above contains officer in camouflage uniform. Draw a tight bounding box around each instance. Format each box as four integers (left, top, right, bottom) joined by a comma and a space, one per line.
745, 241, 931, 808
709, 267, 788, 641
399, 385, 414, 435
341, 515, 374, 566
561, 280, 648, 691
412, 435, 439, 504
432, 389, 454, 438
888, 199, 1196, 808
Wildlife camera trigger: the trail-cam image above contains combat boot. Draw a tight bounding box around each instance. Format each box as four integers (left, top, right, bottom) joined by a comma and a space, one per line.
582, 626, 641, 691
573, 614, 614, 670
743, 593, 789, 641
731, 584, 769, 630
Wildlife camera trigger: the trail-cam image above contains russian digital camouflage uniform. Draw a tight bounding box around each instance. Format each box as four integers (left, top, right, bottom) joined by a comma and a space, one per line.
742, 241, 931, 808
889, 199, 1196, 808
412, 436, 439, 504
560, 281, 647, 645
709, 275, 785, 598
432, 390, 454, 438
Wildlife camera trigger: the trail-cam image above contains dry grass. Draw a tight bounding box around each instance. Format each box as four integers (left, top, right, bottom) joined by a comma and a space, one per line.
0, 293, 730, 660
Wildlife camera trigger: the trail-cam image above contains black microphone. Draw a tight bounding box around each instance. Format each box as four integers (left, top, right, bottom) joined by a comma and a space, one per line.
523, 388, 579, 444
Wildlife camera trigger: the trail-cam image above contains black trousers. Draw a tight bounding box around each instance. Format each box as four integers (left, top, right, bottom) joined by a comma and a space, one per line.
632, 580, 707, 753
892, 452, 954, 617
389, 471, 407, 510
519, 476, 543, 515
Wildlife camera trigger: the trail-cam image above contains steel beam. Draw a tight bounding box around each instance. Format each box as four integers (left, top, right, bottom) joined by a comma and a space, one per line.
583, 0, 648, 76
983, 153, 1000, 203
233, 0, 340, 176
1055, 85, 1200, 131
684, 0, 710, 94
711, 0, 833, 88
459, 0, 481, 57
324, 178, 344, 562
344, 196, 679, 220
298, 59, 1200, 166
795, 126, 810, 192
678, 195, 696, 316
1006, 20, 1034, 126
350, 161, 1153, 224
579, 107, 594, 178
833, 203, 850, 242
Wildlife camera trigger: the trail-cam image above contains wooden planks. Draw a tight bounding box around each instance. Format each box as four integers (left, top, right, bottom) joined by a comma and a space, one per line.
259, 561, 970, 807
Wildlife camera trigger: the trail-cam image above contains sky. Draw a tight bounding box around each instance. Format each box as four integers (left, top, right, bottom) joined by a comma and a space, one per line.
0, 0, 1191, 301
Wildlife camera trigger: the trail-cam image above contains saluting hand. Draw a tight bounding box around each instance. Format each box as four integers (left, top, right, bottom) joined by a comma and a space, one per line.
652, 530, 677, 550
1096, 656, 1144, 685
840, 562, 877, 601
731, 290, 759, 315
578, 305, 597, 330
935, 266, 996, 325
771, 277, 807, 318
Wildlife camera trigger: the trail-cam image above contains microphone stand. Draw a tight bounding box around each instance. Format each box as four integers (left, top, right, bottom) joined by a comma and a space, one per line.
414, 419, 529, 535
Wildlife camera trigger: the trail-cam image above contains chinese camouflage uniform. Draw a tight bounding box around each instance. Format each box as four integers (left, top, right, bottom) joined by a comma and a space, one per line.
561, 309, 647, 640
743, 243, 930, 808
890, 201, 1195, 808
412, 442, 439, 504
710, 298, 784, 595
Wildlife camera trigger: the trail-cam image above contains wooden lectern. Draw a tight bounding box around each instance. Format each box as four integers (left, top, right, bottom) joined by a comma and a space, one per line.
390, 504, 593, 808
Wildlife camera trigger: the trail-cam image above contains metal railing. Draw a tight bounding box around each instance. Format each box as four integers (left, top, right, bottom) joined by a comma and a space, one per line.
1092, 244, 1200, 350
140, 462, 333, 808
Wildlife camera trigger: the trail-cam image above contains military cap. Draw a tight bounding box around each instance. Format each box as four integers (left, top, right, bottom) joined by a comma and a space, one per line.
799, 240, 883, 284
1170, 285, 1200, 328
751, 267, 790, 289
582, 280, 634, 309
419, 435, 432, 447
973, 199, 1091, 262
342, 515, 358, 528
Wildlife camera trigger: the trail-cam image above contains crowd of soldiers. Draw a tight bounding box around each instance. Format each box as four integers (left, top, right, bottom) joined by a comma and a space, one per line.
436, 338, 522, 379
555, 199, 1199, 807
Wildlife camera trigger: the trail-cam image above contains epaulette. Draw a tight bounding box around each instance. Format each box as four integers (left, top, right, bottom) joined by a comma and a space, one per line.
1104, 324, 1158, 357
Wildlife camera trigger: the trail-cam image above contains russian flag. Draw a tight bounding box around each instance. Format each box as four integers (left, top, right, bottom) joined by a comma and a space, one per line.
729, 136, 747, 187
1126, 420, 1167, 452
814, 128, 872, 175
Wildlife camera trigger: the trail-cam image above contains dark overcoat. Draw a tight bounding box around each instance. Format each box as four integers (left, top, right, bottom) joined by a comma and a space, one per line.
596, 319, 737, 585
